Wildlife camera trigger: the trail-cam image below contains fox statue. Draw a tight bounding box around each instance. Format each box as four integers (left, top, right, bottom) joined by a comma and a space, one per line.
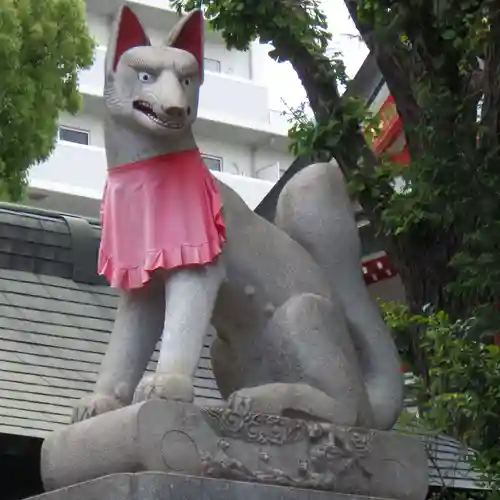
72, 5, 404, 431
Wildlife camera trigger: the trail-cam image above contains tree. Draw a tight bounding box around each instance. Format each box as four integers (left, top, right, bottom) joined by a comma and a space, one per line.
0, 0, 94, 201
172, 0, 499, 321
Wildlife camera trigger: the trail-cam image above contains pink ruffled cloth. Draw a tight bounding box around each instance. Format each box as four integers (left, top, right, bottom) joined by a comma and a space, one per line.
98, 148, 226, 290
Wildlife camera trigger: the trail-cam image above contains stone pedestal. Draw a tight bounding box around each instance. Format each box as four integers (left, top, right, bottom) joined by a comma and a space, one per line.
40, 400, 428, 500
29, 472, 401, 500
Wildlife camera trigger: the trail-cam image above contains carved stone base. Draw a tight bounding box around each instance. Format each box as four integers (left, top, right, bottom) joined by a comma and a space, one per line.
29, 472, 404, 500
41, 400, 428, 500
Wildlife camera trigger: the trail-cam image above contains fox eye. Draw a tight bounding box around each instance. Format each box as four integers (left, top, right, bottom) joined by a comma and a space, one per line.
183, 77, 191, 86
137, 71, 155, 83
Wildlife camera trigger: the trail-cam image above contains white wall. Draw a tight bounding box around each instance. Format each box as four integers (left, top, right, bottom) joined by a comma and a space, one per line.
254, 148, 294, 181
204, 45, 251, 80
196, 138, 252, 176
86, 12, 110, 45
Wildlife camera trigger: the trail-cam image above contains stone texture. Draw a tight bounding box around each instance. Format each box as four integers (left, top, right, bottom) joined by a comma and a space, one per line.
41, 400, 428, 500
43, 0, 404, 454
89, 9, 406, 433
29, 472, 396, 500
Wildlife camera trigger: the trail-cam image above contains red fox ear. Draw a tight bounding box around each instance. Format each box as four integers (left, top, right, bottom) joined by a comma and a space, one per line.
107, 5, 150, 73
165, 10, 204, 83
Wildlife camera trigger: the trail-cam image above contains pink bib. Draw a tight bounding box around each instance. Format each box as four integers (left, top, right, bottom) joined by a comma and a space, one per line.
98, 149, 226, 290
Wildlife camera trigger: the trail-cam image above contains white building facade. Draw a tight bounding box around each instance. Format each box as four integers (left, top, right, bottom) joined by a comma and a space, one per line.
28, 0, 294, 217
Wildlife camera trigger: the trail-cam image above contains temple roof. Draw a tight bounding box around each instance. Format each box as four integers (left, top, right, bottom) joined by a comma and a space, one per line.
0, 204, 221, 439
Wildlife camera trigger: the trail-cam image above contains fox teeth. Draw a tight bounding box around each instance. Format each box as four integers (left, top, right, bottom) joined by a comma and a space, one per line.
151, 116, 182, 129
133, 100, 182, 129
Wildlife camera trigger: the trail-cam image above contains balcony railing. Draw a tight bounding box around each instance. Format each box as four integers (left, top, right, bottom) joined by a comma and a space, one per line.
30, 142, 274, 210
30, 142, 107, 196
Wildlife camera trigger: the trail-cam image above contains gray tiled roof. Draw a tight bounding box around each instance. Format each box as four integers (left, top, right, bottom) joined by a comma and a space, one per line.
395, 425, 482, 490
427, 434, 482, 489
0, 205, 221, 438
0, 204, 481, 491
0, 267, 221, 438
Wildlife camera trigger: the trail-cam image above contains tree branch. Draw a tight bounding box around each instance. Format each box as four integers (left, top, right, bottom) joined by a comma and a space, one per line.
344, 0, 422, 134
267, 8, 384, 220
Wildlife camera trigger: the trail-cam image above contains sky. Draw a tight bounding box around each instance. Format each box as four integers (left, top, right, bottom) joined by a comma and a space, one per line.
258, 0, 368, 112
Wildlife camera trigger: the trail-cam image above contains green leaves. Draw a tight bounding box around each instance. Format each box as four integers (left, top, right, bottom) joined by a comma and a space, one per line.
441, 29, 456, 40
0, 0, 94, 201
382, 302, 500, 494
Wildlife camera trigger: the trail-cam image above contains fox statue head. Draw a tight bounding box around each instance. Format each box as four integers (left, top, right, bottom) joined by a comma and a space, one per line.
104, 5, 203, 137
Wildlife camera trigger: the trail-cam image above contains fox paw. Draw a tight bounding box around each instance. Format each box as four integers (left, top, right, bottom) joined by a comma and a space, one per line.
132, 373, 194, 404
71, 393, 125, 423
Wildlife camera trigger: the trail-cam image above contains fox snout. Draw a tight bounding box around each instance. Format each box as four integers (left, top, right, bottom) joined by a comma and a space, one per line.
161, 105, 191, 119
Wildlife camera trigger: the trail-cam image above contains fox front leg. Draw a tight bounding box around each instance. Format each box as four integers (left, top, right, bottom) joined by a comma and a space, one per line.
133, 258, 225, 403
72, 277, 165, 423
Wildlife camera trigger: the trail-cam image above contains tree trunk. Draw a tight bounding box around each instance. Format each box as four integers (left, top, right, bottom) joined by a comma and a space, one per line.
391, 231, 463, 317
387, 233, 462, 405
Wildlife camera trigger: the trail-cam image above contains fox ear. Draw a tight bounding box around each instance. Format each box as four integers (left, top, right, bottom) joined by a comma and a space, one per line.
165, 10, 204, 83
106, 5, 150, 74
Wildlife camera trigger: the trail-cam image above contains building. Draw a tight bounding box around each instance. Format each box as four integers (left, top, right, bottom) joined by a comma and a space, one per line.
27, 0, 295, 219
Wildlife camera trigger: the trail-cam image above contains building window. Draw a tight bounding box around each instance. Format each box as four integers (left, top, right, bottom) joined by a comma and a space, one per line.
58, 126, 89, 145
204, 57, 221, 73
202, 154, 223, 172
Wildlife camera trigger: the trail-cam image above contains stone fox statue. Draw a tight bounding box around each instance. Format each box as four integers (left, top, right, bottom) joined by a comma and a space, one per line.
72, 5, 404, 431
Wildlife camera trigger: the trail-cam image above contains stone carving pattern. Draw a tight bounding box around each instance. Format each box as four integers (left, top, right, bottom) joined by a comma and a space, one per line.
201, 398, 307, 445
200, 402, 375, 490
